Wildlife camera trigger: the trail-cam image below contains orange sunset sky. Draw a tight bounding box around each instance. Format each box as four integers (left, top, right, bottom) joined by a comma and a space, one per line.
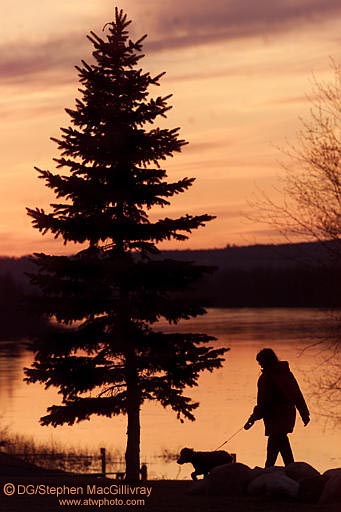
1, 0, 341, 256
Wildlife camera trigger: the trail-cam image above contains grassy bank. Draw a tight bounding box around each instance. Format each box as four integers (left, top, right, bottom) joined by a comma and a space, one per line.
0, 425, 178, 477
0, 425, 125, 474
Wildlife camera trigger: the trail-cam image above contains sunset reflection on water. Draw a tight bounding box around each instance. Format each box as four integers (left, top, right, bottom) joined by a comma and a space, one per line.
0, 308, 340, 478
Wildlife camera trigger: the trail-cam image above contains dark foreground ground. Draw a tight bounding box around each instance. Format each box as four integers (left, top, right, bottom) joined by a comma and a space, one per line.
0, 453, 338, 512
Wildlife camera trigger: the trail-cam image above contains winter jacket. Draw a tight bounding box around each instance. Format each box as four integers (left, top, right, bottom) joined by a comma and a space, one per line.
252, 361, 310, 436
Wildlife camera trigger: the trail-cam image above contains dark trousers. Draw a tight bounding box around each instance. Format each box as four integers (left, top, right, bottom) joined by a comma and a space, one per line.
265, 434, 294, 467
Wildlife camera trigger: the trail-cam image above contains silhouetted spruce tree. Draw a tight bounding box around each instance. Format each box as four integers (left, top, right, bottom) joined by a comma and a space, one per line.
25, 8, 228, 481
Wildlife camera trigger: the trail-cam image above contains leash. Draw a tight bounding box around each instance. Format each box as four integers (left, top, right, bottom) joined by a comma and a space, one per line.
213, 426, 244, 451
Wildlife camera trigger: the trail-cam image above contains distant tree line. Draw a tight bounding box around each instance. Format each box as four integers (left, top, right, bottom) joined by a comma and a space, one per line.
195, 263, 341, 308
160, 241, 341, 308
0, 266, 44, 340
0, 241, 339, 340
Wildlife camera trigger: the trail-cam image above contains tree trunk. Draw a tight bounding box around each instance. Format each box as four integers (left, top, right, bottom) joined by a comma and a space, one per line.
125, 346, 140, 481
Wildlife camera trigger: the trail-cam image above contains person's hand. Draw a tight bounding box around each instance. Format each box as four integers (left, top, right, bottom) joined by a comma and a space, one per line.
244, 416, 255, 430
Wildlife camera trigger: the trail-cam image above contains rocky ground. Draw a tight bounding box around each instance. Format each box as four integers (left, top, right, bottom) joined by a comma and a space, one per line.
0, 453, 339, 512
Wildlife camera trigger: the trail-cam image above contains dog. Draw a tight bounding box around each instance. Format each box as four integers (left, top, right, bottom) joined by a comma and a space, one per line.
177, 447, 234, 480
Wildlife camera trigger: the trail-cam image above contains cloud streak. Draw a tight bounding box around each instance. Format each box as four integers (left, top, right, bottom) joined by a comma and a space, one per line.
1, 0, 340, 85
147, 0, 341, 51
0, 33, 87, 84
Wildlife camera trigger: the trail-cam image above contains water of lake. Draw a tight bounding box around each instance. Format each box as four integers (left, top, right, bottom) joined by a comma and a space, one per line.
0, 308, 340, 479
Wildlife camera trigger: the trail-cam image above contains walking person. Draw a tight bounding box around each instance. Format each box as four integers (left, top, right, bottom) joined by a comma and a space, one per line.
244, 348, 310, 467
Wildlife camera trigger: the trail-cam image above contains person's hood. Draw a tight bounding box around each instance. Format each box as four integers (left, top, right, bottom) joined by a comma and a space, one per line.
262, 360, 290, 373
275, 361, 290, 373
263, 360, 292, 388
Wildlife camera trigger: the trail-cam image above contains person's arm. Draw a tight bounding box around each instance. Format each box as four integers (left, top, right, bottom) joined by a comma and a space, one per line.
276, 370, 310, 425
244, 376, 266, 429
290, 374, 310, 425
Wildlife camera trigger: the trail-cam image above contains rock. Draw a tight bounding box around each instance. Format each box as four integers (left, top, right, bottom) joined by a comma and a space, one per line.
285, 461, 320, 481
319, 474, 341, 504
248, 466, 286, 485
262, 466, 286, 474
189, 462, 252, 496
247, 472, 299, 500
209, 462, 252, 495
297, 475, 328, 503
323, 468, 341, 479
248, 466, 265, 482
187, 479, 210, 495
